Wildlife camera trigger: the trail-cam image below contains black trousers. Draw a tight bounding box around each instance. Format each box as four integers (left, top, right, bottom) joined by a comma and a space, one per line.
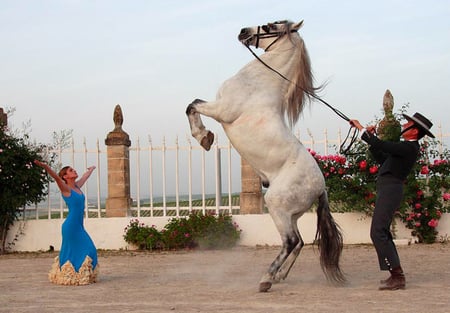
371, 175, 404, 271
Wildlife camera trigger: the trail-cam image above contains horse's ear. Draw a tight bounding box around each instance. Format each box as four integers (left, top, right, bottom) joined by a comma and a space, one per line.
292, 20, 304, 31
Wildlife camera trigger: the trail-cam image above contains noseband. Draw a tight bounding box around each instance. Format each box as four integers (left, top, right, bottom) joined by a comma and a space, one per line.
252, 25, 297, 51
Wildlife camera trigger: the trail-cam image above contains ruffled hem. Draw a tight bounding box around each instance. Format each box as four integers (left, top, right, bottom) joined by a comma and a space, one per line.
48, 256, 99, 285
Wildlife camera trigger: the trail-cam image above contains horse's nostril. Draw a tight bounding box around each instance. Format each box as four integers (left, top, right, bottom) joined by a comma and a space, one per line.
238, 28, 251, 41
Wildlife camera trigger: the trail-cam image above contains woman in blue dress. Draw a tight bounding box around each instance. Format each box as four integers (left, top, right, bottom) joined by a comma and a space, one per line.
34, 160, 99, 285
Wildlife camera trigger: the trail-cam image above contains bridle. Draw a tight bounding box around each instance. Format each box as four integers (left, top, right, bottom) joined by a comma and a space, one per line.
244, 23, 358, 154
253, 24, 297, 51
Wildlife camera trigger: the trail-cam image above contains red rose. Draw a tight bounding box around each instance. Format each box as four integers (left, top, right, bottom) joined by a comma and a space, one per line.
359, 160, 367, 170
420, 165, 430, 175
369, 165, 378, 174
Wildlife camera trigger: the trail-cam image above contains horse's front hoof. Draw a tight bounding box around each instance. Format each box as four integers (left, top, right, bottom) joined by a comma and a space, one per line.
259, 281, 272, 292
200, 131, 214, 151
186, 103, 195, 115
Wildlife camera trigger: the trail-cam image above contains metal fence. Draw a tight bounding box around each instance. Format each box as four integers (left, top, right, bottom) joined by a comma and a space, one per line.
23, 125, 450, 220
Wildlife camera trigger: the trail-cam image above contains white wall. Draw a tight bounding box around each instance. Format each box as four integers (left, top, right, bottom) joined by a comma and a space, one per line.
6, 213, 450, 252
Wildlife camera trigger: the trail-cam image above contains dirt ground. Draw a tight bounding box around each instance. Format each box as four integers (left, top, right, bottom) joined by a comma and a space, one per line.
1, 244, 449, 313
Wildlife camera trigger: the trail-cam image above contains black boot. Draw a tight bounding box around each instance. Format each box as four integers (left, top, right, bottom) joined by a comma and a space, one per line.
379, 266, 405, 290
379, 275, 393, 284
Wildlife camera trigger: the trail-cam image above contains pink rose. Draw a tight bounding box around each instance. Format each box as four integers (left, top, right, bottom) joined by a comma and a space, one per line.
443, 193, 450, 201
415, 203, 422, 210
427, 219, 438, 228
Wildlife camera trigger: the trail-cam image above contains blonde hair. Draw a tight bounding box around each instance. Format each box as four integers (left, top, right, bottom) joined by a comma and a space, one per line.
58, 166, 70, 183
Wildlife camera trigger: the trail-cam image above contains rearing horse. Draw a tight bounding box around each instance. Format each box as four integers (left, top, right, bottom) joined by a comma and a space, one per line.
186, 20, 346, 292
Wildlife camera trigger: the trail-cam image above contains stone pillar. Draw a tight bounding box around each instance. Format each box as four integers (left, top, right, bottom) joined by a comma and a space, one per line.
105, 105, 132, 217
240, 158, 263, 214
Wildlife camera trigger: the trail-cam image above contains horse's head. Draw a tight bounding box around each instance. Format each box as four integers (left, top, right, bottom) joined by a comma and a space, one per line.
238, 20, 303, 50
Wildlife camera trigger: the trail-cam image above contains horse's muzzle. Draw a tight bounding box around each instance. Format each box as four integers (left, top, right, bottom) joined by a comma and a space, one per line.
238, 28, 253, 44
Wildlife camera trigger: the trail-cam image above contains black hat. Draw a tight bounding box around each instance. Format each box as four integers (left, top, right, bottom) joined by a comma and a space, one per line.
402, 112, 435, 138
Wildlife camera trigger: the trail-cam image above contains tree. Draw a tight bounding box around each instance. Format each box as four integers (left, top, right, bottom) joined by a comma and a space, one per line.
0, 120, 52, 253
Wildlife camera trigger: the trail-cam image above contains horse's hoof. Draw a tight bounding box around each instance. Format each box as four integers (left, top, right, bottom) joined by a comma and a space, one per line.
259, 282, 272, 292
186, 103, 195, 115
193, 98, 205, 104
200, 131, 214, 151
272, 275, 282, 283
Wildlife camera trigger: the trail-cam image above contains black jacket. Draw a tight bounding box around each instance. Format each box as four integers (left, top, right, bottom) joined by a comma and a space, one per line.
361, 131, 420, 181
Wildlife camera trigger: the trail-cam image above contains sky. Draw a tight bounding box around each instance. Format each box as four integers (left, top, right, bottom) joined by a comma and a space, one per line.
2, 0, 450, 148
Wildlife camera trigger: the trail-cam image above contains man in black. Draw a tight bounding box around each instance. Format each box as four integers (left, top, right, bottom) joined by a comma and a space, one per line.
350, 112, 434, 290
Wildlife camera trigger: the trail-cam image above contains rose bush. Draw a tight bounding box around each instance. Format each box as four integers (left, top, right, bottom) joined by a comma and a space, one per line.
310, 139, 450, 244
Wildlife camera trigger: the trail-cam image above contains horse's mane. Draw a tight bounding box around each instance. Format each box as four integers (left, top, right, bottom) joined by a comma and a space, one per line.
283, 24, 322, 128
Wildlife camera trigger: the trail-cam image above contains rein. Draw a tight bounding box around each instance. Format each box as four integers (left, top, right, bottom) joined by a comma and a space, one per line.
244, 40, 358, 155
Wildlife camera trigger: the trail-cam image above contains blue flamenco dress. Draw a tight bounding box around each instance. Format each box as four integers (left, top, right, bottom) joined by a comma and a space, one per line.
48, 189, 99, 285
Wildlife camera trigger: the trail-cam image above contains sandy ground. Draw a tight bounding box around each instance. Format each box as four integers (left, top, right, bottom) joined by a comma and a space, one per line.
1, 244, 449, 313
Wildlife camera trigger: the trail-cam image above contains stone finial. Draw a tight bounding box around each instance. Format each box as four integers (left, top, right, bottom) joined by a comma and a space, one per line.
383, 89, 394, 118
0, 107, 7, 128
378, 89, 401, 141
113, 104, 124, 131
105, 104, 131, 146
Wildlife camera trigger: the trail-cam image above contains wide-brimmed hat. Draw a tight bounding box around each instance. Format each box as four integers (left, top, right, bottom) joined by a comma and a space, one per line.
402, 112, 435, 138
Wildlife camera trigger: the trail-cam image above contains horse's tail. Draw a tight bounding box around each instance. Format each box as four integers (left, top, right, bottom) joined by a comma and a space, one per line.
315, 191, 346, 284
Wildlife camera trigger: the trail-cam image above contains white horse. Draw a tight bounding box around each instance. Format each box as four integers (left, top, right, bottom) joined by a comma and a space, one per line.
186, 20, 346, 292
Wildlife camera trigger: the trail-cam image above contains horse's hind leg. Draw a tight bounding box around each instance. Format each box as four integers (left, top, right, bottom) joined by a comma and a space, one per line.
186, 99, 214, 151
259, 209, 301, 292
274, 217, 304, 282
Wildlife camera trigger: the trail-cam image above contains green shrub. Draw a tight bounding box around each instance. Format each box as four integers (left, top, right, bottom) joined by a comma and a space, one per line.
0, 123, 52, 253
161, 216, 197, 250
123, 219, 163, 250
123, 212, 241, 251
